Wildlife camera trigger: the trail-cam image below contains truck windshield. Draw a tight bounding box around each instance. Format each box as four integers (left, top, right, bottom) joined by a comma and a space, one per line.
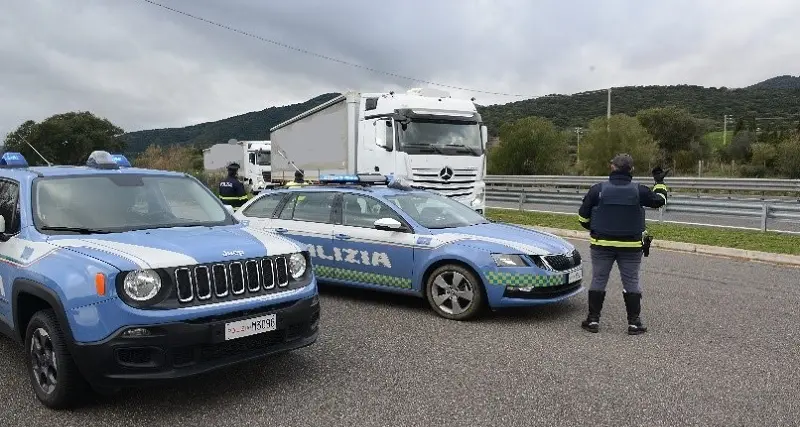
255, 151, 271, 166
384, 192, 489, 229
32, 174, 235, 234
396, 119, 483, 156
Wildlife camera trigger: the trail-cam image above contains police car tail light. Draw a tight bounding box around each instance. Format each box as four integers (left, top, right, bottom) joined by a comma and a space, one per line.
123, 270, 162, 301
288, 253, 307, 279
491, 254, 527, 267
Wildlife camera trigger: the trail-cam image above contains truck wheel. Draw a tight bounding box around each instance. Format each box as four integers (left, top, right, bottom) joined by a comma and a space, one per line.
424, 264, 485, 321
24, 309, 89, 409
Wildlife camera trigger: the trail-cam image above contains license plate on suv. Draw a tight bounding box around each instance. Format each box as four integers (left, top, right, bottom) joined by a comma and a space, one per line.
224, 314, 277, 341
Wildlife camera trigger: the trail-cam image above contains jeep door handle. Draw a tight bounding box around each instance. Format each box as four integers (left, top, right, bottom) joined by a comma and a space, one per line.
273, 228, 288, 233
334, 233, 351, 240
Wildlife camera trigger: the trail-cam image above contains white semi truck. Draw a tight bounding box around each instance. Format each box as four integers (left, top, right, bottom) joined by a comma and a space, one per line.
203, 139, 274, 194
240, 140, 273, 194
268, 88, 488, 213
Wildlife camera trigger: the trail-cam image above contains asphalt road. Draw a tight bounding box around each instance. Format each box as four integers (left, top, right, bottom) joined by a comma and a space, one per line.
488, 200, 800, 233
1, 239, 798, 426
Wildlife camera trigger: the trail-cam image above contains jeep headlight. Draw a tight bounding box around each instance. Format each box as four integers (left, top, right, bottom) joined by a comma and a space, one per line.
123, 270, 162, 301
289, 253, 307, 279
491, 254, 527, 267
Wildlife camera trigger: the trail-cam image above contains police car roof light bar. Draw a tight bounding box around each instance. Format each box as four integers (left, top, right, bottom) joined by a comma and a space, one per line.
317, 173, 389, 186
110, 153, 132, 167
0, 152, 29, 168
86, 150, 121, 170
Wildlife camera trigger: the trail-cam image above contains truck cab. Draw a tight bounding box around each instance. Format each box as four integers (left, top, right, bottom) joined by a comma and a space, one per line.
268, 88, 488, 214
242, 141, 273, 194
359, 88, 488, 213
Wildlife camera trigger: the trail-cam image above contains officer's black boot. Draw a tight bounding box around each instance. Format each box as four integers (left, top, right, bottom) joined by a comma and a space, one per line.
581, 290, 605, 333
623, 292, 648, 335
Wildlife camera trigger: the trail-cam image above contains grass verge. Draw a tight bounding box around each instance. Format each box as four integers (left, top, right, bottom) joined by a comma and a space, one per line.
485, 208, 800, 256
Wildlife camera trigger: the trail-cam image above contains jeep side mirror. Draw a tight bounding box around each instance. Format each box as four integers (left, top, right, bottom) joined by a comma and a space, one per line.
374, 217, 405, 232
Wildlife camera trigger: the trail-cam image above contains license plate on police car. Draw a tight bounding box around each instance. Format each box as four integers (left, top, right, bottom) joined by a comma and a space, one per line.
568, 269, 583, 283
224, 314, 276, 341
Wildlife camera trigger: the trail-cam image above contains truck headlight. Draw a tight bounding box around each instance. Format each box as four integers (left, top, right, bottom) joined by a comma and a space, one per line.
289, 253, 307, 279
123, 270, 162, 301
491, 254, 527, 267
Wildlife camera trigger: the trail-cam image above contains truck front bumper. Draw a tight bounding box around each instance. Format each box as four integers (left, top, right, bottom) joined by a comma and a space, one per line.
70, 295, 319, 389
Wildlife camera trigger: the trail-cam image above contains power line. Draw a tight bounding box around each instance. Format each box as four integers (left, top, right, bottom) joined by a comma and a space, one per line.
138, 0, 551, 98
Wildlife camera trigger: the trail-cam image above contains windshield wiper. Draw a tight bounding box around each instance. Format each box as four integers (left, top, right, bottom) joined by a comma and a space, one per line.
443, 143, 480, 155
40, 226, 113, 234
402, 143, 441, 154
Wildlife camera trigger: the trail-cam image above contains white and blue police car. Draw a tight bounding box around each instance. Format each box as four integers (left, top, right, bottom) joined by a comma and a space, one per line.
234, 174, 584, 321
0, 150, 319, 409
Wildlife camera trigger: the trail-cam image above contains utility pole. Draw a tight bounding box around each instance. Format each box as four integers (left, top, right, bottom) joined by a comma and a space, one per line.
574, 127, 583, 162
722, 115, 733, 146
606, 88, 611, 132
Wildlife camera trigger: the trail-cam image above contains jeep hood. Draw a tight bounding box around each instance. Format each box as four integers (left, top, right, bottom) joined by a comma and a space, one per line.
46, 225, 301, 271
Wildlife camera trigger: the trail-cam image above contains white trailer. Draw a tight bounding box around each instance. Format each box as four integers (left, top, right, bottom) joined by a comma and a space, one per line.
203, 143, 242, 171
269, 88, 488, 213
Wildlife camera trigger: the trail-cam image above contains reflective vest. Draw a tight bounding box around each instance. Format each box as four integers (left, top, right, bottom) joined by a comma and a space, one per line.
590, 181, 645, 239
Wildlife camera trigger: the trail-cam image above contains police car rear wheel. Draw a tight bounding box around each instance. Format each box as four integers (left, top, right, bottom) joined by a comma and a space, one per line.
24, 309, 89, 409
425, 265, 485, 321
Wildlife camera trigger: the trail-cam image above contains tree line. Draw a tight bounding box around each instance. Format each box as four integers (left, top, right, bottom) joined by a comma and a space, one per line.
486, 106, 800, 178
4, 106, 800, 179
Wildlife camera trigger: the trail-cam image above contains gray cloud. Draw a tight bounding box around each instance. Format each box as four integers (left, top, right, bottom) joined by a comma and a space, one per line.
1, 0, 799, 139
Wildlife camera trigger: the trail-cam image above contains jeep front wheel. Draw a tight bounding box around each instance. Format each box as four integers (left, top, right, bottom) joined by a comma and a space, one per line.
424, 264, 485, 321
25, 309, 88, 409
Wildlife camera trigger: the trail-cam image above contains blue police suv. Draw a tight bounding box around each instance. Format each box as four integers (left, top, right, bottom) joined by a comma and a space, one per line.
0, 151, 319, 409
234, 174, 583, 321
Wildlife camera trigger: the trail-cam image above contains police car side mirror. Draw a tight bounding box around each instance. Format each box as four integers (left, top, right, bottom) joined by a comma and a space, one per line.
374, 217, 405, 232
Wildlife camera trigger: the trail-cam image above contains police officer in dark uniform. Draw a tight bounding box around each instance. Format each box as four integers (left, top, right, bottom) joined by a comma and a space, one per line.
285, 169, 307, 187
218, 162, 248, 208
577, 153, 669, 335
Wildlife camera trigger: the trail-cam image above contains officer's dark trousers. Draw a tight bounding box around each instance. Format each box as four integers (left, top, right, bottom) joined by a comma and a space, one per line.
589, 248, 642, 293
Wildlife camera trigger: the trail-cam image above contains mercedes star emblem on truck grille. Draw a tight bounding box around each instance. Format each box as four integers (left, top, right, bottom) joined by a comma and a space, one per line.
439, 167, 454, 180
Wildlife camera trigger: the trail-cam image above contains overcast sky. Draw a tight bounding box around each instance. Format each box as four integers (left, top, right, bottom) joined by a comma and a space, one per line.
1, 0, 798, 138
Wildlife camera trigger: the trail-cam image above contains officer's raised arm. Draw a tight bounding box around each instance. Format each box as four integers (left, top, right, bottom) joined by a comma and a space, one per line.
638, 166, 669, 209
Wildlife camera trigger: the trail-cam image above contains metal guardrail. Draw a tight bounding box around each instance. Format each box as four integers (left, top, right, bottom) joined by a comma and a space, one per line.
486, 186, 800, 233
486, 175, 800, 195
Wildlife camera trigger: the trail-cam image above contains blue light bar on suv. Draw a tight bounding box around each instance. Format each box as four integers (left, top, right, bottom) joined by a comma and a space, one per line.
111, 153, 132, 167
0, 152, 29, 168
86, 150, 121, 169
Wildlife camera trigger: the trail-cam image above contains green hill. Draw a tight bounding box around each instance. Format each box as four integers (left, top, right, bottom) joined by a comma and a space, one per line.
477, 84, 800, 136
119, 77, 800, 154
747, 75, 800, 90
119, 93, 341, 154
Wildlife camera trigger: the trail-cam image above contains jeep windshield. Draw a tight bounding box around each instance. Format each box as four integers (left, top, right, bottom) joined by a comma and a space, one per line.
396, 119, 483, 156
384, 192, 489, 229
32, 174, 236, 234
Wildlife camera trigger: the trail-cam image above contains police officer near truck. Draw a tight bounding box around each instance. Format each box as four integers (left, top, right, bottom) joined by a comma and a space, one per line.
577, 153, 669, 335
285, 169, 308, 187
218, 162, 249, 208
